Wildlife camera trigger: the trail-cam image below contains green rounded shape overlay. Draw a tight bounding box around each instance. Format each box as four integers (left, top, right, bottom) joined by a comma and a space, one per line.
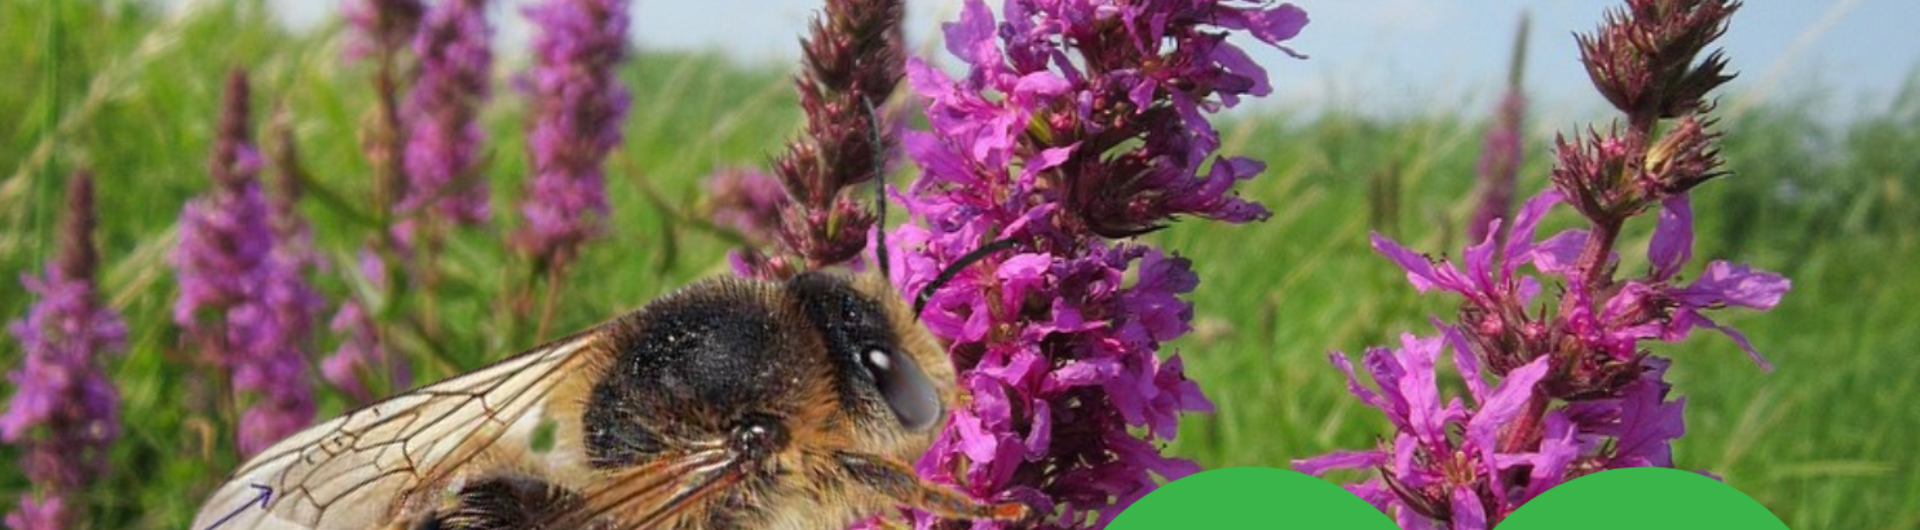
1108, 466, 1787, 529
1498, 467, 1789, 529
1107, 466, 1397, 529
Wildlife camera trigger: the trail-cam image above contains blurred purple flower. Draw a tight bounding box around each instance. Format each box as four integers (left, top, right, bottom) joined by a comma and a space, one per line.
343, 0, 425, 63
1468, 91, 1526, 244
399, 0, 494, 235
322, 248, 412, 405
1468, 15, 1529, 245
706, 167, 789, 244
512, 0, 631, 269
172, 69, 319, 457
2, 496, 62, 530
893, 1, 1305, 527
3, 173, 123, 530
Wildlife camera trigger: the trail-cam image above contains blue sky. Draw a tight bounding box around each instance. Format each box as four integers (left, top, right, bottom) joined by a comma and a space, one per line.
257, 0, 1920, 118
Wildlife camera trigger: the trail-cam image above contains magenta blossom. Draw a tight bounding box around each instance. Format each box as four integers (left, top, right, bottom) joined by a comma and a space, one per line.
892, 1, 1306, 527
1301, 2, 1783, 527
1295, 331, 1552, 528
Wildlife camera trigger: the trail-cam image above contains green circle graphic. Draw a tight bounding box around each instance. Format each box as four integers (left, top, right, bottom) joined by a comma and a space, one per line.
1108, 466, 1788, 529
1109, 466, 1397, 528
1498, 467, 1788, 529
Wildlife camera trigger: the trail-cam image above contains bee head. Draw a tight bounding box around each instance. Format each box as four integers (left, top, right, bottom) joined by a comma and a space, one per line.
780, 96, 1014, 459
785, 272, 955, 447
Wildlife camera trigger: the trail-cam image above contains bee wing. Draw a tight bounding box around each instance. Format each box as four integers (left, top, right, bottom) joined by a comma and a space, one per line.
189, 333, 601, 530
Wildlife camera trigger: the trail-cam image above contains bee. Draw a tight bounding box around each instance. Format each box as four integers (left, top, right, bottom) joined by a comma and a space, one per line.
189, 250, 1029, 530
189, 109, 1027, 529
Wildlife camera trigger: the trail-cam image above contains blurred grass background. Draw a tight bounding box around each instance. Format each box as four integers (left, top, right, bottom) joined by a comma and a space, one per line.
0, 1, 1915, 528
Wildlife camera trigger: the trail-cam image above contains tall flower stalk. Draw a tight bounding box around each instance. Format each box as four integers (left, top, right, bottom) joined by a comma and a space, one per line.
514, 0, 631, 337
514, 0, 631, 267
1467, 14, 1529, 245
344, 0, 424, 223
332, 0, 426, 404
395, 0, 495, 345
1296, 2, 1788, 528
743, 0, 905, 279
2, 172, 124, 530
172, 69, 322, 456
399, 0, 494, 239
891, 2, 1307, 527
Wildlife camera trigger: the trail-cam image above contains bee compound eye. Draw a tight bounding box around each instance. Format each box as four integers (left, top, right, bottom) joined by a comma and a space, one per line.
862, 347, 942, 431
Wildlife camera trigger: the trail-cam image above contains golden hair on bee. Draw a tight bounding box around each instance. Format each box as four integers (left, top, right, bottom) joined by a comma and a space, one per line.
189, 103, 1027, 530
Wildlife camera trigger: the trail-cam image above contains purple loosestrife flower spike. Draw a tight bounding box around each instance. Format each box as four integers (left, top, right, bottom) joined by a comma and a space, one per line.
894, 2, 1306, 527
346, 0, 424, 244
400, 0, 494, 233
1468, 15, 1528, 245
757, 0, 906, 276
513, 0, 631, 271
3, 172, 124, 530
172, 69, 319, 457
1304, 2, 1783, 526
1468, 91, 1526, 245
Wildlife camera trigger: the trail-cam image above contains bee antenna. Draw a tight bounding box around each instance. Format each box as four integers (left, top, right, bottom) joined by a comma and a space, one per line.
865, 96, 891, 284
913, 238, 1019, 318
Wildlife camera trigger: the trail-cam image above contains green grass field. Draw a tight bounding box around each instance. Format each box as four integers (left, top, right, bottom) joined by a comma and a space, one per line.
2, 2, 1915, 528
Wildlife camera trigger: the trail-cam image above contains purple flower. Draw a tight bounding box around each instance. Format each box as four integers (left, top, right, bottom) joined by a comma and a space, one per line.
2, 495, 62, 530
1468, 90, 1526, 244
706, 167, 790, 244
322, 248, 412, 405
1468, 15, 1530, 244
912, 0, 1302, 238
894, 1, 1305, 527
399, 0, 494, 232
172, 70, 319, 457
3, 173, 123, 530
512, 0, 631, 269
1304, 3, 1779, 526
1292, 331, 1550, 530
760, 0, 906, 270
